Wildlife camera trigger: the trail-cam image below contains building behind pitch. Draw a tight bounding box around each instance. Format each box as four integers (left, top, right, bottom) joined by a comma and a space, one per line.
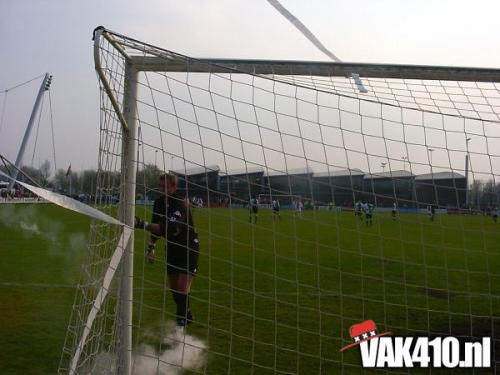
171, 165, 467, 209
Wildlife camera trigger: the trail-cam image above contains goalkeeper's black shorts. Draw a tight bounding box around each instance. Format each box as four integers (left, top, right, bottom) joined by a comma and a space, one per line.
166, 234, 200, 275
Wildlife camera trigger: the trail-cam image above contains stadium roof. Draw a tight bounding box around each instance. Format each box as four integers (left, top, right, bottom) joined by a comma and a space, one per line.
171, 165, 220, 176
168, 166, 465, 181
219, 166, 264, 177
265, 167, 314, 177
364, 170, 415, 179
313, 169, 365, 178
415, 172, 465, 180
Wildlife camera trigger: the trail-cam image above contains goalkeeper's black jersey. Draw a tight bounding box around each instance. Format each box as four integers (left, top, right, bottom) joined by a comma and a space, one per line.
151, 196, 166, 224
158, 194, 197, 247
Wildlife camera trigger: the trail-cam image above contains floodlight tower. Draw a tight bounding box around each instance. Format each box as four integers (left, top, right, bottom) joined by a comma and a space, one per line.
465, 137, 472, 208
427, 148, 435, 176
8, 73, 52, 190
401, 156, 408, 171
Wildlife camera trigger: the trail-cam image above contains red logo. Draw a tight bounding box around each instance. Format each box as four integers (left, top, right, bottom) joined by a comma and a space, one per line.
340, 320, 391, 352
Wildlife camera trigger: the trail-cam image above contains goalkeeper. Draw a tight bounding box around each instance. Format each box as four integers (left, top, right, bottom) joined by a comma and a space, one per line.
144, 187, 167, 263
135, 173, 199, 328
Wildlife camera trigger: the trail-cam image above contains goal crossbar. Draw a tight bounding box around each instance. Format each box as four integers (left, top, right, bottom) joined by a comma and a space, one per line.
130, 55, 500, 81
97, 27, 500, 81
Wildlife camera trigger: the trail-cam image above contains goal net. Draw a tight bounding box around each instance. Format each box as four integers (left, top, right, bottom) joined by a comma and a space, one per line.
59, 27, 500, 374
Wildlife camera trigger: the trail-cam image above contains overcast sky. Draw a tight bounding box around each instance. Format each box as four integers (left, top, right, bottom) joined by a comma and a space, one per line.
1, 0, 500, 176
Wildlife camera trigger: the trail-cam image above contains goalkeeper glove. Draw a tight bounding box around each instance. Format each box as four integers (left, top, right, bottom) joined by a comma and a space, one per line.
145, 243, 155, 264
134, 216, 148, 230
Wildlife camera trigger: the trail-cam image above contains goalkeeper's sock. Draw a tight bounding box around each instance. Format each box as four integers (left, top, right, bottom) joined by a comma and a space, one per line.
172, 291, 189, 326
186, 309, 194, 324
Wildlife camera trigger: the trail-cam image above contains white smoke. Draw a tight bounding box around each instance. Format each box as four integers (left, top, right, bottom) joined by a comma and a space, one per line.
85, 323, 208, 375
0, 205, 38, 238
19, 221, 41, 235
0, 204, 85, 251
0, 204, 87, 282
133, 330, 208, 375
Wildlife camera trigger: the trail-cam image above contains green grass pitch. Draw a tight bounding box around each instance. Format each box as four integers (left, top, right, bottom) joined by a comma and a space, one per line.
1, 203, 499, 374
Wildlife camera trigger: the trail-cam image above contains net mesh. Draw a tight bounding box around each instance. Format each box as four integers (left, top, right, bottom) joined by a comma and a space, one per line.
59, 28, 500, 374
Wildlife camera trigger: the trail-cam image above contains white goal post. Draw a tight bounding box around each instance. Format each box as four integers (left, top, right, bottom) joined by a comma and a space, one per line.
59, 26, 500, 374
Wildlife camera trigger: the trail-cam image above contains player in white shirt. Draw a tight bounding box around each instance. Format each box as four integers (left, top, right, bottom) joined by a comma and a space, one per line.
391, 202, 397, 221
354, 201, 362, 219
272, 199, 281, 220
249, 197, 259, 224
362, 202, 374, 226
292, 199, 303, 217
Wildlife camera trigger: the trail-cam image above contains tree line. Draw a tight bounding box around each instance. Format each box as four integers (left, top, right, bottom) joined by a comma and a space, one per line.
0, 161, 162, 200
1, 160, 499, 209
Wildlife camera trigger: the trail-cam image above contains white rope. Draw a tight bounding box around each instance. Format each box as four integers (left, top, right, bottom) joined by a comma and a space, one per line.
0, 170, 123, 226
266, 0, 341, 62
266, 0, 367, 92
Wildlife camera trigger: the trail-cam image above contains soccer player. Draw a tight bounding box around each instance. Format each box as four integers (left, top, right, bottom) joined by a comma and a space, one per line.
429, 205, 436, 221
293, 199, 303, 217
249, 196, 259, 223
194, 197, 200, 208
135, 173, 199, 329
272, 199, 280, 220
363, 202, 374, 226
354, 200, 362, 220
492, 207, 498, 223
391, 202, 398, 221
